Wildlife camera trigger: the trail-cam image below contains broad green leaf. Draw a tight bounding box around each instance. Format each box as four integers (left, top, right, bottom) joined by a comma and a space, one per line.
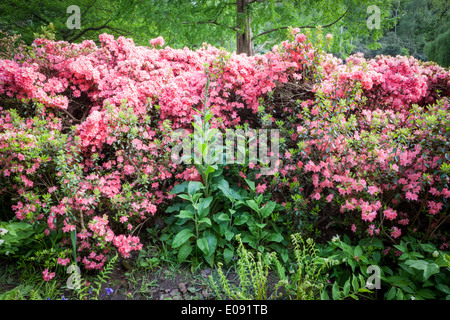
197, 232, 217, 256
419, 243, 436, 253
197, 196, 213, 218
436, 284, 450, 295
245, 179, 255, 191
351, 275, 359, 292
177, 194, 191, 201
320, 289, 329, 300
175, 210, 194, 219
188, 181, 203, 196
246, 199, 260, 213
372, 251, 381, 263
354, 246, 362, 258
386, 286, 396, 300
255, 222, 267, 229
234, 213, 249, 225
170, 181, 189, 195
217, 179, 234, 200
416, 289, 436, 299
260, 201, 277, 218
267, 233, 283, 243
198, 217, 212, 226
331, 282, 340, 300
225, 230, 234, 241
405, 260, 440, 280
215, 213, 230, 222
177, 243, 193, 263
423, 263, 440, 280
172, 229, 194, 248
343, 280, 351, 297
224, 248, 234, 264
396, 288, 405, 300
387, 276, 413, 288
197, 237, 208, 255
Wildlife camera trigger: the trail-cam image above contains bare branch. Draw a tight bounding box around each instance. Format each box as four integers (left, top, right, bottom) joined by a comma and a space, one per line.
182, 4, 239, 32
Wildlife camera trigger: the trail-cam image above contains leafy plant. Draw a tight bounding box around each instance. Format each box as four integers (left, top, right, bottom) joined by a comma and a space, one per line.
164, 76, 288, 267
383, 236, 450, 300
0, 220, 36, 257
209, 234, 278, 300
276, 234, 338, 300
210, 233, 337, 300
75, 253, 118, 300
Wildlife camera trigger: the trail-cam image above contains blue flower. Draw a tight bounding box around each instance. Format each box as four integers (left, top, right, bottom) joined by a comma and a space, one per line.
61, 295, 68, 300
105, 287, 114, 296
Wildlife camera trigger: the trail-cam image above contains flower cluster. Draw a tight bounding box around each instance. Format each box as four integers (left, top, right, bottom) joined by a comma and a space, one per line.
0, 30, 449, 276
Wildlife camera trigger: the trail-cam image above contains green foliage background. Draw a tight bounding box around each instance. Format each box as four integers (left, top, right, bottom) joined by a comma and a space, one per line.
0, 0, 448, 65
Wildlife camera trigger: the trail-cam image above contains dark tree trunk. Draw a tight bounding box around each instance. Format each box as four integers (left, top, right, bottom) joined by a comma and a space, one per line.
236, 0, 254, 56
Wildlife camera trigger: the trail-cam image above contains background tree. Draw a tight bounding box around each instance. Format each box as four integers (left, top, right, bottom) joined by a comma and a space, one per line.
129, 0, 395, 56
0, 0, 137, 44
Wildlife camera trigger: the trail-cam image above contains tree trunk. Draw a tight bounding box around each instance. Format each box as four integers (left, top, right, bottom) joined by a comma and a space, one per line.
236, 0, 254, 56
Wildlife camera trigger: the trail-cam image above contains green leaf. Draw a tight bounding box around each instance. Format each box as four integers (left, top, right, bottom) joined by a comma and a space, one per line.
372, 251, 381, 263
396, 288, 405, 300
260, 201, 277, 218
351, 275, 359, 292
387, 276, 414, 290
331, 282, 340, 300
188, 181, 203, 196
177, 194, 191, 201
348, 258, 356, 272
436, 284, 450, 295
217, 179, 234, 201
196, 232, 217, 256
246, 199, 260, 213
175, 210, 194, 220
266, 233, 283, 243
198, 217, 212, 226
172, 229, 194, 248
170, 181, 189, 195
215, 213, 230, 222
245, 179, 255, 191
343, 280, 351, 296
197, 196, 213, 218
225, 230, 234, 241
234, 213, 249, 225
416, 289, 436, 300
386, 286, 396, 300
419, 243, 436, 253
224, 248, 234, 264
320, 289, 329, 300
423, 263, 440, 280
177, 243, 193, 263
405, 260, 440, 280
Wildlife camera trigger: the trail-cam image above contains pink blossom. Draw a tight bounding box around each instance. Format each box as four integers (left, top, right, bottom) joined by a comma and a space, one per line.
42, 269, 56, 281
256, 183, 267, 194
391, 227, 402, 239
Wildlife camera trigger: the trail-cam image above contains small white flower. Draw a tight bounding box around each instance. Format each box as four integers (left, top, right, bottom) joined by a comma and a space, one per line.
332, 235, 340, 243
0, 239, 4, 246
432, 251, 439, 258
411, 296, 415, 300
0, 227, 8, 236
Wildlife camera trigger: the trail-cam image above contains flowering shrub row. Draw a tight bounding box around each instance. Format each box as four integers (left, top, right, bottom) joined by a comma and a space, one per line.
0, 29, 449, 274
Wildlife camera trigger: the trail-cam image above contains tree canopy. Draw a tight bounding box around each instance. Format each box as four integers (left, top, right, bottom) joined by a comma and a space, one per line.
0, 0, 448, 65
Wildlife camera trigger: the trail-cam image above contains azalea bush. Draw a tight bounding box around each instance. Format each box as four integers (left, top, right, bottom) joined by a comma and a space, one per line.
0, 27, 449, 280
